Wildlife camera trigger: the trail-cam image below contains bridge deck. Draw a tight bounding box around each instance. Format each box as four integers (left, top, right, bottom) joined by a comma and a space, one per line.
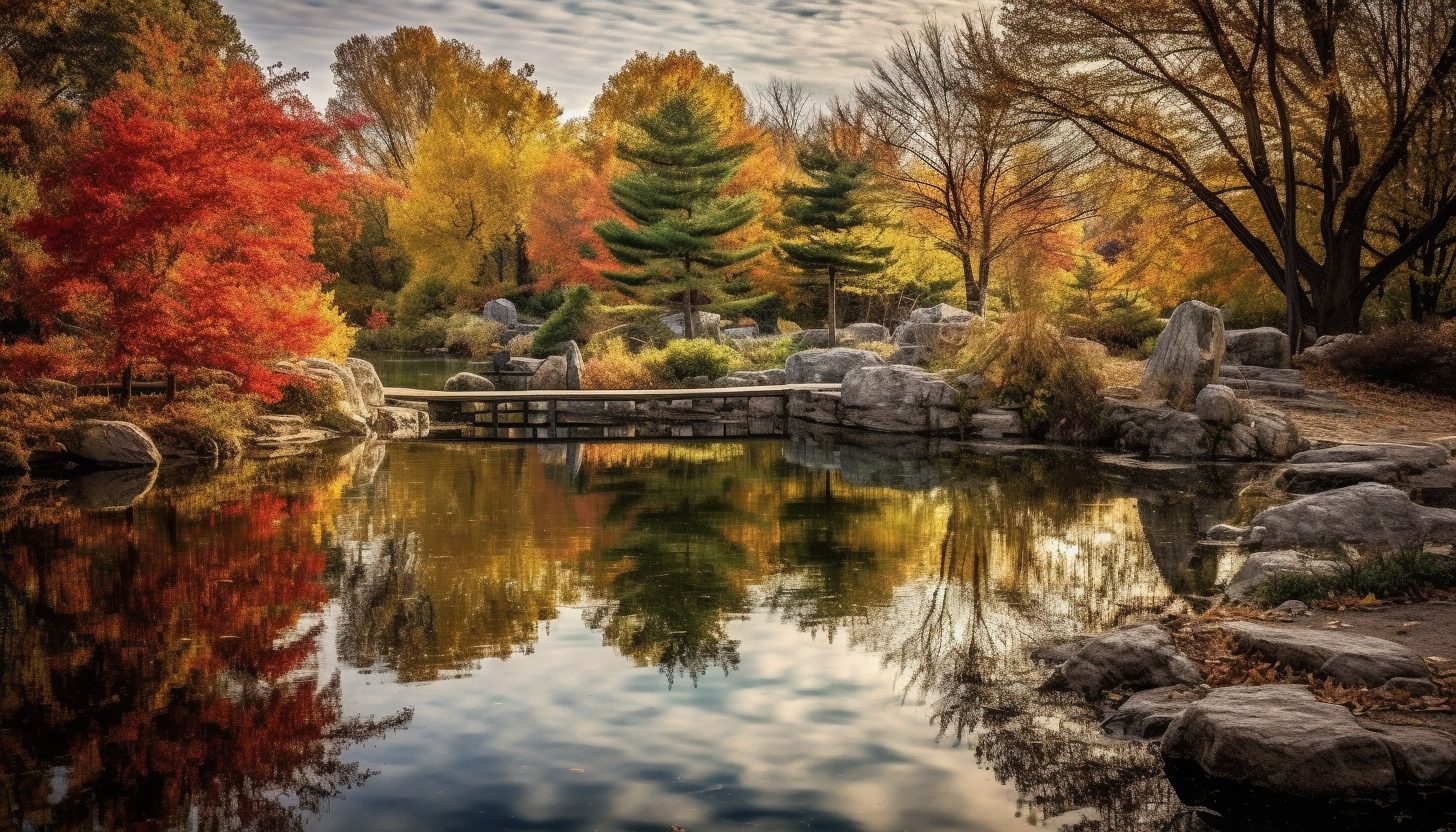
382, 383, 840, 402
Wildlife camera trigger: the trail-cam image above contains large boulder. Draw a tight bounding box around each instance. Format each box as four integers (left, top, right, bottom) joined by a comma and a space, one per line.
784, 348, 884, 384
660, 311, 722, 341
908, 303, 976, 324
563, 340, 583, 390
1248, 482, 1456, 552
482, 297, 518, 327
885, 345, 929, 366
1101, 685, 1206, 741
289, 358, 373, 434
1161, 685, 1399, 802
371, 406, 430, 439
345, 357, 385, 407
892, 321, 969, 346
1048, 624, 1202, 699
1139, 300, 1225, 410
444, 372, 495, 392
1224, 327, 1291, 369
1218, 621, 1431, 688
1107, 399, 1304, 459
529, 355, 569, 390
839, 322, 891, 344
840, 365, 960, 433
719, 368, 786, 387
70, 420, 162, 467
1224, 550, 1343, 602
1277, 443, 1450, 493
790, 328, 831, 349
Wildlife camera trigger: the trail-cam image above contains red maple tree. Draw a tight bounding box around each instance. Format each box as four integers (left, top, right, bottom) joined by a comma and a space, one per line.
15, 30, 355, 399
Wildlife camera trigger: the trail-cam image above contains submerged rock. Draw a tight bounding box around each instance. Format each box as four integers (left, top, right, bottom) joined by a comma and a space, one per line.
1218, 621, 1431, 687
1047, 623, 1202, 699
1101, 685, 1205, 741
1162, 685, 1399, 802
1139, 300, 1224, 410
1249, 482, 1456, 552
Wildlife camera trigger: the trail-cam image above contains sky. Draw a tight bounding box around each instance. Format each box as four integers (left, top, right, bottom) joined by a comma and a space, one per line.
230, 0, 980, 117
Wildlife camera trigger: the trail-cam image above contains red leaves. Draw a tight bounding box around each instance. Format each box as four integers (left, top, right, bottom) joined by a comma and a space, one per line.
15, 32, 354, 397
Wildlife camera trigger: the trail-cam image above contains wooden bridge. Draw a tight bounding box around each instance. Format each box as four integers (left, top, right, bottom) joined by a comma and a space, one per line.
382, 383, 841, 440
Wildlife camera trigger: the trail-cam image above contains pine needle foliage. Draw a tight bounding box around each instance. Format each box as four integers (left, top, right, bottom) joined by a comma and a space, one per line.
593, 93, 766, 338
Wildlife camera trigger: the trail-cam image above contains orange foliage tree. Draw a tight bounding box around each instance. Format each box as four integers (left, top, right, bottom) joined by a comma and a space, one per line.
13, 31, 354, 398
525, 148, 614, 290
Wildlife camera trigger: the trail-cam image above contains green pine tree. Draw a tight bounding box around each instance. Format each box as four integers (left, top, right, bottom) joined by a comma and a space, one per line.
593, 93, 765, 339
777, 144, 890, 346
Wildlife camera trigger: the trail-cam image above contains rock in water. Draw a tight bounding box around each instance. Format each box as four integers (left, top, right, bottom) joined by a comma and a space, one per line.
1101, 685, 1205, 741
483, 297, 517, 327
371, 406, 430, 439
345, 357, 385, 407
529, 355, 569, 390
784, 348, 884, 384
1224, 326, 1291, 368
1139, 300, 1225, 410
1162, 685, 1398, 802
1223, 550, 1342, 602
563, 340, 583, 390
1194, 384, 1245, 425
1249, 482, 1456, 551
840, 365, 960, 433
1050, 624, 1202, 698
1217, 621, 1431, 688
444, 372, 495, 392
71, 420, 162, 467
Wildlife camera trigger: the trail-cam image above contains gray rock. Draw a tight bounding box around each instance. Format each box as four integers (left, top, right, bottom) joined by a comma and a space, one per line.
506, 357, 544, 373
529, 355, 569, 390
1249, 482, 1456, 552
1100, 385, 1142, 400
660, 311, 722, 341
840, 365, 960, 433
1194, 384, 1245, 425
1062, 336, 1110, 361
444, 372, 495, 392
482, 297, 518, 327
71, 420, 162, 467
371, 406, 430, 439
840, 322, 891, 344
908, 303, 976, 324
1224, 327, 1291, 369
723, 368, 786, 386
892, 321, 969, 346
1277, 460, 1409, 493
1219, 621, 1431, 687
723, 325, 760, 340
299, 358, 374, 425
345, 357, 386, 407
1273, 600, 1311, 617
1224, 550, 1343, 602
790, 328, 831, 349
1161, 685, 1398, 801
1108, 399, 1304, 459
969, 409, 1023, 439
1378, 677, 1440, 697
563, 340, 583, 390
1101, 685, 1205, 741
784, 348, 884, 384
885, 345, 929, 366
1291, 442, 1448, 472
1205, 523, 1247, 541
1139, 299, 1225, 410
1360, 721, 1456, 790
1051, 624, 1202, 699
1300, 332, 1361, 363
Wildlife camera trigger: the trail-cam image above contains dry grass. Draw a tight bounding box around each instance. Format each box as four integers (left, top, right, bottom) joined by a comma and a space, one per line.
1292, 364, 1456, 444
1100, 357, 1145, 389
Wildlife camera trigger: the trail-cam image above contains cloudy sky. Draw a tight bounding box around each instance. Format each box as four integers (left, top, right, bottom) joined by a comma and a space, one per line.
231, 0, 980, 117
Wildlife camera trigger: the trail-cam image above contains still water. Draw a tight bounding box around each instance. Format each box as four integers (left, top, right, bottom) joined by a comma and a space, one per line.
353, 351, 473, 389
1, 438, 1264, 832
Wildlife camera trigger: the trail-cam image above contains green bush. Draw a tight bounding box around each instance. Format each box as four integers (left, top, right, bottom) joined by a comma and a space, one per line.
396, 274, 454, 324
1257, 550, 1456, 605
270, 377, 356, 433
443, 313, 505, 358
712, 293, 787, 328
644, 339, 742, 381
594, 304, 674, 350
736, 336, 795, 370
353, 316, 450, 352
130, 385, 260, 457
959, 313, 1106, 442
520, 286, 567, 319
532, 285, 600, 357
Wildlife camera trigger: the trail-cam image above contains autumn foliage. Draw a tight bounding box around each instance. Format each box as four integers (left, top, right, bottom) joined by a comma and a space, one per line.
11, 31, 354, 398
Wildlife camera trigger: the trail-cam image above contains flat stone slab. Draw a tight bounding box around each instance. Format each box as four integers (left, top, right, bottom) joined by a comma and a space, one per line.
1249, 482, 1456, 552
1049, 623, 1202, 699
1218, 621, 1431, 687
1291, 443, 1449, 472
1162, 685, 1399, 802
1101, 685, 1205, 741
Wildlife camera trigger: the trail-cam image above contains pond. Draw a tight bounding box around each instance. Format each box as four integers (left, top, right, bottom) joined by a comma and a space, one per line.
354, 351, 475, 389
0, 437, 1431, 832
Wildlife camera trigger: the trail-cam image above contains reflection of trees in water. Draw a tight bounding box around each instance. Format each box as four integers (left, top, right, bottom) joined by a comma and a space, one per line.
0, 450, 411, 832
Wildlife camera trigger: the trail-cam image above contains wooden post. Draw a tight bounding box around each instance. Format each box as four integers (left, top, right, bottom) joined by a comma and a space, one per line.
549, 399, 558, 436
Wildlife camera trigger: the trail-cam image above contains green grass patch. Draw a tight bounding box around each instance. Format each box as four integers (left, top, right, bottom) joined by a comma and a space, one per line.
1257, 550, 1456, 605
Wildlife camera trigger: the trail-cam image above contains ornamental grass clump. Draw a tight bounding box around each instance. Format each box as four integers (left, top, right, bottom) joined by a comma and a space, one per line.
959, 313, 1106, 442
643, 339, 742, 382
580, 337, 666, 390
443, 313, 504, 358
1257, 550, 1456, 605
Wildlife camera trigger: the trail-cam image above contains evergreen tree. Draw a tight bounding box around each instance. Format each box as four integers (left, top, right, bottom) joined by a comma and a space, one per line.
593, 93, 764, 339
777, 145, 890, 346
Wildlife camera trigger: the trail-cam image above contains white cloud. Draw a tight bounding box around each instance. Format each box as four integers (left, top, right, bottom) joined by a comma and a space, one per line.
230, 0, 983, 117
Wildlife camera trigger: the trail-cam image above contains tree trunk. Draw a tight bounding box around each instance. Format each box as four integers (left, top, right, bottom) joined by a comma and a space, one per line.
120, 364, 133, 409
683, 292, 696, 340
165, 372, 177, 404
960, 250, 979, 314
826, 269, 838, 349
514, 225, 531, 287
976, 251, 992, 316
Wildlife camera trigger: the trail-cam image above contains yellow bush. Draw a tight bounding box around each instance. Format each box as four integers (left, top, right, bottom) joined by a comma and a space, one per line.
958, 313, 1106, 442
443, 313, 505, 358
581, 338, 667, 390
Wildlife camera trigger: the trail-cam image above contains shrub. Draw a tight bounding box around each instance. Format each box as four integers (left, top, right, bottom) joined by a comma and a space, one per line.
959, 313, 1106, 442
129, 385, 260, 457
396, 274, 454, 324
593, 304, 674, 349
270, 377, 356, 433
532, 285, 600, 357
1296, 321, 1456, 396
520, 286, 567, 319
581, 337, 667, 390
507, 334, 534, 356
1257, 550, 1456, 605
443, 313, 504, 358
644, 339, 742, 382
712, 293, 787, 327
352, 316, 450, 352
736, 336, 795, 370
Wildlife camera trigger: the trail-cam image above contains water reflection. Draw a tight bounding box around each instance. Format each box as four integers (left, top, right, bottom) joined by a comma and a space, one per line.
1, 437, 1289, 831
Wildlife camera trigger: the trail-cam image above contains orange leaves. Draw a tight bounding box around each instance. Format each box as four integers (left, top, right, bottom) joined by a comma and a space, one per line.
16, 31, 354, 397
524, 149, 614, 290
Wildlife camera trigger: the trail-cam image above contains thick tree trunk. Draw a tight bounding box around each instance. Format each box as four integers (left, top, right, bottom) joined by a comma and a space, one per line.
514, 225, 531, 287
165, 372, 177, 404
960, 250, 979, 314
826, 269, 838, 349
